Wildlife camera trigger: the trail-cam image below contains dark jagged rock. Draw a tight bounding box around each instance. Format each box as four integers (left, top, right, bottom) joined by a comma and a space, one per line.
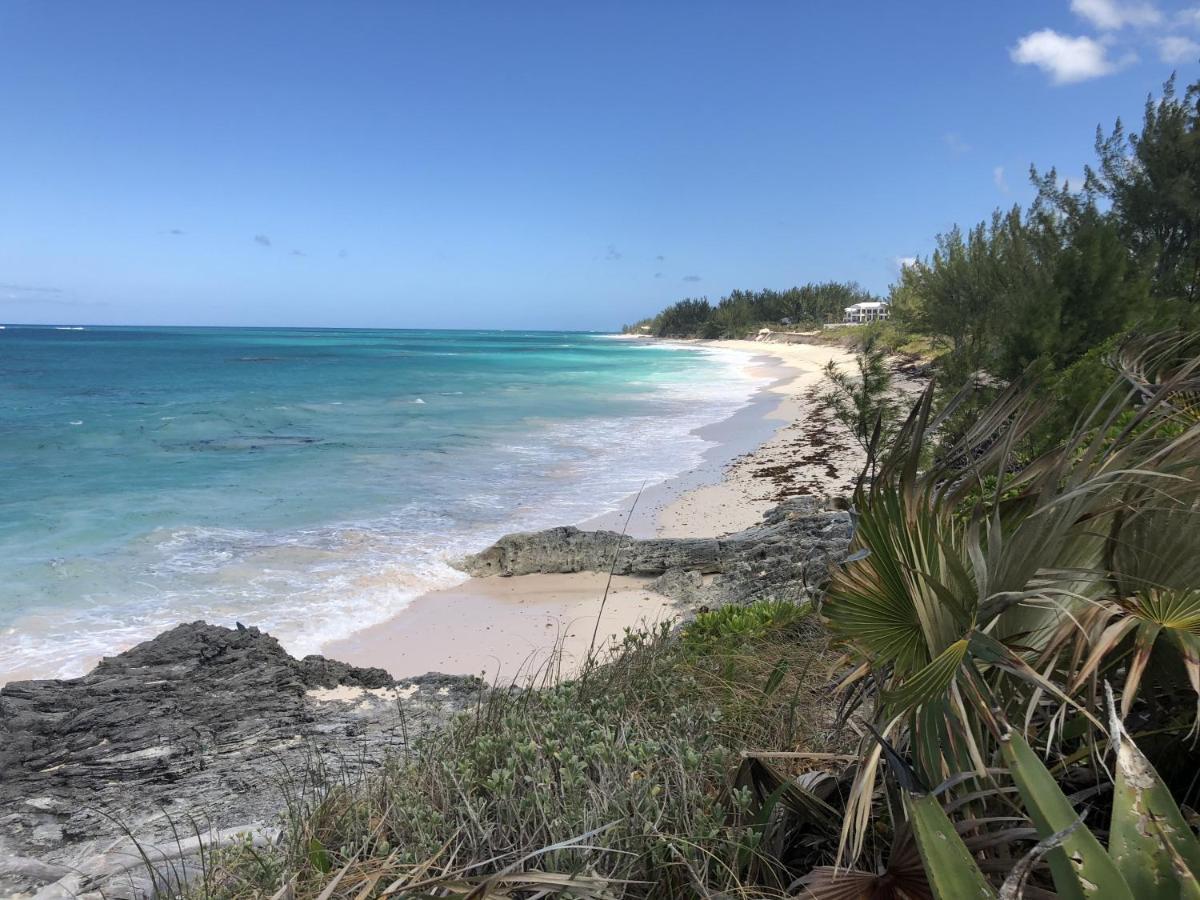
0, 622, 480, 899
457, 495, 853, 607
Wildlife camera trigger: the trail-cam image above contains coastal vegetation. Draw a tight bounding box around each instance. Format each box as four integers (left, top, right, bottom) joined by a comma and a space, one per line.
882, 78, 1200, 451
622, 281, 877, 337
198, 612, 845, 898
817, 332, 899, 463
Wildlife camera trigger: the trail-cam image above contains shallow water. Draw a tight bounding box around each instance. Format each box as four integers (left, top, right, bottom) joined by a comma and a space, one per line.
0, 326, 764, 680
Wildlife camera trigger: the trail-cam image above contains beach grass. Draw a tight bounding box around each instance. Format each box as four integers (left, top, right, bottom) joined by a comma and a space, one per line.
192, 605, 847, 898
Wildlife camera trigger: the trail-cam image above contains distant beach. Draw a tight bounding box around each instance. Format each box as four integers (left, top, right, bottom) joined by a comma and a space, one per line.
324, 338, 862, 681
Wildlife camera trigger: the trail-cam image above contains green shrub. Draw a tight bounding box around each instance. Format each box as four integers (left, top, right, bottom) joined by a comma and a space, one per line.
681, 599, 810, 655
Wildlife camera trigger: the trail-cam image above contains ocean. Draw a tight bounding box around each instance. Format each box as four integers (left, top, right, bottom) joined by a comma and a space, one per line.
0, 325, 764, 681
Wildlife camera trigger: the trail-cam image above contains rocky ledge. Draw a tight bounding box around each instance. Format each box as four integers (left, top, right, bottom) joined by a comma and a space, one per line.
458, 494, 853, 608
0, 622, 480, 899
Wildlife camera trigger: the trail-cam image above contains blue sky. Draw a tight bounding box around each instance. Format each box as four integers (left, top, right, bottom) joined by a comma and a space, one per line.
1, 1, 1197, 329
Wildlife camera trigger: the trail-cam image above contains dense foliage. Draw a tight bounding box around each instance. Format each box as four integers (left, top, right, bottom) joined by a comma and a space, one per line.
813, 331, 1200, 898
625, 281, 877, 337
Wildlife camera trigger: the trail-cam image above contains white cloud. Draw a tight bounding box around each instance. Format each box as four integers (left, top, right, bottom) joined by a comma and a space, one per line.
994, 166, 1010, 194
1160, 34, 1200, 62
1071, 0, 1161, 29
1175, 7, 1200, 28
1011, 29, 1120, 84
895, 256, 918, 272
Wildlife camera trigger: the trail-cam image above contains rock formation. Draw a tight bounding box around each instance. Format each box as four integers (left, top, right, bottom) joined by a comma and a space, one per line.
0, 622, 479, 899
458, 495, 853, 607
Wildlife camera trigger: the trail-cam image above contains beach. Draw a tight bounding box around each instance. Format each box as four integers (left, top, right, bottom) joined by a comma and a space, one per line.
324, 337, 863, 682
0, 328, 776, 684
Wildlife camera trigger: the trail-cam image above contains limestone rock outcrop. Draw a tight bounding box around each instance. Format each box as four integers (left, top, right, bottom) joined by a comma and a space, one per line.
0, 622, 479, 899
458, 495, 852, 607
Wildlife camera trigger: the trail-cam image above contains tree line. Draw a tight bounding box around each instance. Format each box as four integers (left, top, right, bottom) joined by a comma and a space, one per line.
623, 281, 877, 338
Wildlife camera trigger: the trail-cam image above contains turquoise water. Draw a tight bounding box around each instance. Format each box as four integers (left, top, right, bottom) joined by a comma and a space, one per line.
0, 326, 762, 680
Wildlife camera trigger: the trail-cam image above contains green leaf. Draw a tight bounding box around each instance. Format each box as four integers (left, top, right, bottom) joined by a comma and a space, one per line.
762, 657, 789, 697
1000, 728, 1133, 900
308, 837, 333, 874
1107, 686, 1200, 898
882, 638, 969, 715
904, 790, 997, 900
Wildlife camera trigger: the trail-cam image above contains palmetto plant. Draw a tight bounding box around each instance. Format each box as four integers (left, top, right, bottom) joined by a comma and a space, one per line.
813, 331, 1200, 890
884, 688, 1200, 900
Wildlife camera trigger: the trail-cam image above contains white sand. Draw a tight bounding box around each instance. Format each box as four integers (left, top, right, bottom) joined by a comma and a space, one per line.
322, 573, 673, 684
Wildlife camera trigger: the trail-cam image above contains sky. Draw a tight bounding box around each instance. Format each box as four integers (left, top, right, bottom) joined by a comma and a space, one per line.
1, 1, 1198, 330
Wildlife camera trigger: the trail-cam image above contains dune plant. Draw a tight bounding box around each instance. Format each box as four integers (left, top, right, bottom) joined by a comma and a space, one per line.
193, 614, 847, 899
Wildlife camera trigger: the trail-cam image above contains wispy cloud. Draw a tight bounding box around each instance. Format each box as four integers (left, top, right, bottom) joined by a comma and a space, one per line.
1011, 29, 1125, 83
254, 234, 272, 248
894, 256, 918, 272
0, 282, 103, 308
0, 281, 63, 294
1160, 34, 1200, 61
994, 165, 1011, 193
604, 244, 622, 261
682, 275, 702, 283
943, 132, 971, 155
1176, 6, 1200, 28
1071, 0, 1161, 30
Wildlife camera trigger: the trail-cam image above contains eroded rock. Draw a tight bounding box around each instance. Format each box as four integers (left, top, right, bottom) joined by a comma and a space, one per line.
0, 622, 479, 899
457, 495, 853, 607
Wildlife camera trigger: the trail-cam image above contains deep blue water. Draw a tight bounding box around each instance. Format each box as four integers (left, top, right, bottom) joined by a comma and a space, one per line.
0, 325, 761, 679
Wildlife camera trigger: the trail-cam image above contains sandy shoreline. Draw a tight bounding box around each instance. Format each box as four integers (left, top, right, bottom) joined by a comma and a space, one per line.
324, 337, 862, 682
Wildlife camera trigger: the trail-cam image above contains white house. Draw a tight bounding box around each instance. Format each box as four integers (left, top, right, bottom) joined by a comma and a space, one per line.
842, 301, 890, 325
